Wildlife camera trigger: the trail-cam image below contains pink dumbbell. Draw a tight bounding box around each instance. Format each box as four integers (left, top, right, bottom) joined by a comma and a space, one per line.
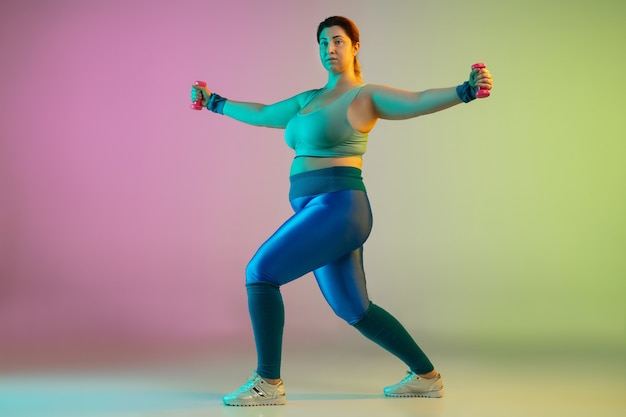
471, 63, 490, 98
190, 81, 207, 110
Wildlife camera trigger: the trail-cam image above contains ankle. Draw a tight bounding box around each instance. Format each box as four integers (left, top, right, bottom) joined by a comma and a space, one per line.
263, 377, 281, 385
417, 370, 439, 380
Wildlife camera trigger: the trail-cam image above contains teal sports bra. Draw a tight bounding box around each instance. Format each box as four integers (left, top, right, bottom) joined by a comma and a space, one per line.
285, 85, 368, 158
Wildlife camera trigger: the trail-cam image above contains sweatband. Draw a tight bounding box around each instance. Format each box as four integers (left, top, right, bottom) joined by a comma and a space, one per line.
207, 93, 227, 114
456, 81, 476, 103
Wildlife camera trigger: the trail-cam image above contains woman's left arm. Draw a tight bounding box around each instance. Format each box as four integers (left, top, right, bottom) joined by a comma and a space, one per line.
369, 67, 492, 120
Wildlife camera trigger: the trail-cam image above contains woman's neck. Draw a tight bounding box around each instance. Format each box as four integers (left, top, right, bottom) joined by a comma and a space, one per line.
325, 72, 362, 90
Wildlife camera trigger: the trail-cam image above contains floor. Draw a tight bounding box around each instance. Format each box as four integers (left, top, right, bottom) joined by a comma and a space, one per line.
1, 341, 624, 417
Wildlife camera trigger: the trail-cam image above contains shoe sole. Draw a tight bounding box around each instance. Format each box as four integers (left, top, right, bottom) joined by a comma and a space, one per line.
385, 389, 444, 398
223, 398, 287, 406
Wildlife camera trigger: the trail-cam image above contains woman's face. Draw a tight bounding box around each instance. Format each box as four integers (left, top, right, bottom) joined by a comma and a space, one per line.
318, 26, 359, 75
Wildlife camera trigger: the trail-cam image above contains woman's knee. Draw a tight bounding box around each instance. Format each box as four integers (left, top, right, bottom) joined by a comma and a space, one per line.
329, 301, 370, 325
247, 248, 294, 286
245, 255, 274, 286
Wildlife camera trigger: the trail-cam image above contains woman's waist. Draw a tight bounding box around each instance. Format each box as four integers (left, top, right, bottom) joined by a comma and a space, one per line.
288, 161, 366, 200
289, 155, 363, 176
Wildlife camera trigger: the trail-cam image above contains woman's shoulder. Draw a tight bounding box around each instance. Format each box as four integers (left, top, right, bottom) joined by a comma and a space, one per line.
358, 84, 411, 101
301, 88, 323, 98
354, 83, 383, 98
294, 88, 323, 107
359, 83, 390, 93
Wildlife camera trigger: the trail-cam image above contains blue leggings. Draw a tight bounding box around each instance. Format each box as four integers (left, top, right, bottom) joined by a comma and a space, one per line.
247, 189, 372, 322
245, 168, 434, 379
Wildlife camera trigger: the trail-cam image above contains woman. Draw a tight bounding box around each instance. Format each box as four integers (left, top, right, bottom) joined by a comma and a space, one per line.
191, 16, 492, 407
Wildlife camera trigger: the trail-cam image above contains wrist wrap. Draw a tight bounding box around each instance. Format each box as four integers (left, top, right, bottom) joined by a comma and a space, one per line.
207, 93, 227, 114
456, 82, 476, 103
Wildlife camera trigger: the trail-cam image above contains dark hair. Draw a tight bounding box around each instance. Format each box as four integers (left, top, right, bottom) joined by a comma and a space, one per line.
317, 16, 362, 79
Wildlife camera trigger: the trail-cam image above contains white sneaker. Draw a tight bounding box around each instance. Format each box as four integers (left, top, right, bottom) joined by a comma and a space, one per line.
384, 371, 444, 398
222, 371, 287, 406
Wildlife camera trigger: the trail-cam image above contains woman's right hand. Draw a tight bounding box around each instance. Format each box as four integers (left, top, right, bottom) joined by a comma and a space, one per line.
190, 83, 211, 107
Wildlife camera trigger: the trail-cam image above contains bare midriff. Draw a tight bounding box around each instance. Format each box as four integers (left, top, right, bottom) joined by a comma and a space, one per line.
290, 155, 363, 175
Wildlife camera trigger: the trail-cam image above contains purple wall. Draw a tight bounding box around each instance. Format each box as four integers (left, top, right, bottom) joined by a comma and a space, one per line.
2, 0, 624, 367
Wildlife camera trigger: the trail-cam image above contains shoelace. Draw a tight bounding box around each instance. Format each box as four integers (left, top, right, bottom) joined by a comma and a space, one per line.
239, 374, 262, 391
400, 371, 417, 384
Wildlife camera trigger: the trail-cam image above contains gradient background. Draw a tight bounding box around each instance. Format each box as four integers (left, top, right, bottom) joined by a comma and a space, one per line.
1, 0, 624, 370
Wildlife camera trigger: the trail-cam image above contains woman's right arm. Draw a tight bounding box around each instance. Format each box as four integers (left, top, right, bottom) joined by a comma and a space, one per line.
222, 92, 309, 128
193, 85, 314, 129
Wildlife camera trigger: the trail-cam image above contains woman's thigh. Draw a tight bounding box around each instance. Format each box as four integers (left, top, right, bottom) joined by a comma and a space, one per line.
246, 190, 372, 287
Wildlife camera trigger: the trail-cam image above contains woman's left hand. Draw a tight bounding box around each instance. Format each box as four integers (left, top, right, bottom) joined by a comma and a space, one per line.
469, 67, 493, 93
